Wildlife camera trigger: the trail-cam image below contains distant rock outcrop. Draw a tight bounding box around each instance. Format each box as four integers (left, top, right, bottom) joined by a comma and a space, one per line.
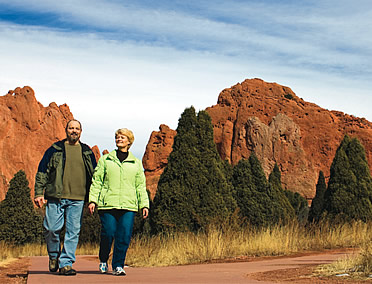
142, 124, 177, 199
0, 87, 100, 201
143, 78, 372, 199
91, 145, 102, 164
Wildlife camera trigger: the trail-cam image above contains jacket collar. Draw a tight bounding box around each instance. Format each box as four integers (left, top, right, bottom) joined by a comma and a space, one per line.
52, 139, 66, 151
107, 150, 136, 162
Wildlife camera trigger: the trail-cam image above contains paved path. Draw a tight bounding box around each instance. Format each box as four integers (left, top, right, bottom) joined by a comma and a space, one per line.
27, 250, 352, 284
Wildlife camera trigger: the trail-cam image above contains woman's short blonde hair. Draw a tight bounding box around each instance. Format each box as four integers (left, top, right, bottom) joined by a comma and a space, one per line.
115, 128, 135, 149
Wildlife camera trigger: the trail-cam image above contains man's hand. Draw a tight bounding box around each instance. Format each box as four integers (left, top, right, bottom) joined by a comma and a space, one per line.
88, 203, 96, 215
34, 196, 46, 208
142, 207, 149, 219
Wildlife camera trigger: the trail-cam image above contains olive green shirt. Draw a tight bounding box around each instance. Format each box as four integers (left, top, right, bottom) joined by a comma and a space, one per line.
62, 142, 86, 200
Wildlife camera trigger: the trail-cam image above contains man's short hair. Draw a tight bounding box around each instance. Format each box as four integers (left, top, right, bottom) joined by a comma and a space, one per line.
65, 119, 82, 132
115, 128, 134, 149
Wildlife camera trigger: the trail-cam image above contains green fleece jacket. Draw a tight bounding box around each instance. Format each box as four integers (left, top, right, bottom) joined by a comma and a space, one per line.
89, 150, 149, 211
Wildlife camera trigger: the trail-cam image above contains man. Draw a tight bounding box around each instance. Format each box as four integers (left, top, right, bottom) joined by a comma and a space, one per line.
34, 119, 97, 276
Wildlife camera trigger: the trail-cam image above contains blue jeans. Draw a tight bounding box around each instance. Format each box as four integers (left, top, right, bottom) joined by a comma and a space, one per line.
99, 210, 135, 269
44, 199, 84, 268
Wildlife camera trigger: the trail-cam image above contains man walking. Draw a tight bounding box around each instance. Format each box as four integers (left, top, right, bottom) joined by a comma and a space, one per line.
34, 119, 97, 275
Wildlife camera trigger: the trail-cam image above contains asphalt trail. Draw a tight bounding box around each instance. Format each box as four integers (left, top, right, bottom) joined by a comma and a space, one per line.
27, 250, 353, 284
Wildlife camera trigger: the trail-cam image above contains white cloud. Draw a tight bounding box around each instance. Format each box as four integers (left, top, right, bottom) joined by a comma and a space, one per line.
0, 22, 249, 157
0, 1, 371, 158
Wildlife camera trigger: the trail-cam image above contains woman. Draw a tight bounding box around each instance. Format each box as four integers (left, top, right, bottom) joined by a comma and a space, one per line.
88, 128, 149, 276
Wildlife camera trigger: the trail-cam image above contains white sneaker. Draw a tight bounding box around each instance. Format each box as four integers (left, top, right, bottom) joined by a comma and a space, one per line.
99, 262, 108, 274
112, 266, 126, 276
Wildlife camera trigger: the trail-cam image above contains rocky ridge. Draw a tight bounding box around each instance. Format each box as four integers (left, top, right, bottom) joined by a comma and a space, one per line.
142, 124, 177, 199
143, 78, 372, 199
0, 87, 100, 200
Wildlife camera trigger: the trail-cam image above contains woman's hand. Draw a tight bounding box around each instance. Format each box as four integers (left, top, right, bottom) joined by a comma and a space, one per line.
88, 202, 96, 215
142, 207, 149, 219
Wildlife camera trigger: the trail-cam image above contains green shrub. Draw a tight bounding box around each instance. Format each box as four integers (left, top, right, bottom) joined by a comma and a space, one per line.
233, 157, 295, 227
308, 171, 326, 223
0, 170, 43, 245
284, 93, 294, 100
324, 135, 372, 222
151, 107, 237, 233
284, 190, 308, 224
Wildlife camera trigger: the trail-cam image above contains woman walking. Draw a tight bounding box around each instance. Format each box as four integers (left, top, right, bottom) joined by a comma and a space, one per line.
88, 128, 149, 275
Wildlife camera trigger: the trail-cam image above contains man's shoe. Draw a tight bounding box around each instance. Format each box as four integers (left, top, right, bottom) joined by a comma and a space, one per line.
59, 265, 77, 276
49, 258, 58, 272
99, 262, 108, 273
112, 266, 126, 276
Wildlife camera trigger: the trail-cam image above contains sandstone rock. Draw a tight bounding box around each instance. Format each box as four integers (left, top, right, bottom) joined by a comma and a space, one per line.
238, 114, 316, 196
142, 124, 177, 199
0, 87, 71, 200
91, 145, 101, 163
143, 78, 372, 199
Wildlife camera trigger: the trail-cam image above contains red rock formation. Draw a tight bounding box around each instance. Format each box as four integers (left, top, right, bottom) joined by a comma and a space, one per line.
91, 145, 102, 164
143, 79, 372, 199
0, 87, 99, 201
142, 124, 176, 199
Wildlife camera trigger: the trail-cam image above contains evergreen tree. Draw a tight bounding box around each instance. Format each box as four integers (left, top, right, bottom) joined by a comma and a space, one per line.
232, 158, 267, 226
249, 154, 269, 193
152, 107, 199, 232
268, 163, 308, 223
233, 155, 294, 227
264, 161, 295, 224
308, 171, 327, 222
284, 190, 308, 224
132, 190, 153, 236
268, 163, 282, 190
0, 170, 43, 245
324, 135, 372, 222
151, 107, 237, 233
194, 111, 237, 227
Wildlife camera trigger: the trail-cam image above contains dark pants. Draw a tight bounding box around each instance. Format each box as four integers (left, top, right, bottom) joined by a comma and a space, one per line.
98, 209, 135, 269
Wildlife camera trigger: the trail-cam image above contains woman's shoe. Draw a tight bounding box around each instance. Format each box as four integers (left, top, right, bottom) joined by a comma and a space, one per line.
99, 262, 108, 273
112, 266, 126, 276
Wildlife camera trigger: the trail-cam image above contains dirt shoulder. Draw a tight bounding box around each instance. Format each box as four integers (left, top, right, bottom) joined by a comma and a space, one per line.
0, 258, 28, 284
251, 265, 372, 283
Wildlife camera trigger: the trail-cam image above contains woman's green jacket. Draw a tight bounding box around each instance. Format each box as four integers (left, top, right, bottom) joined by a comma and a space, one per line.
89, 150, 149, 211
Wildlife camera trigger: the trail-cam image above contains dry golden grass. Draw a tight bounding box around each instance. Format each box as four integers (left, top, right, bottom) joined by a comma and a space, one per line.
315, 241, 372, 280
1, 220, 371, 269
76, 242, 99, 255
127, 220, 372, 267
0, 241, 46, 266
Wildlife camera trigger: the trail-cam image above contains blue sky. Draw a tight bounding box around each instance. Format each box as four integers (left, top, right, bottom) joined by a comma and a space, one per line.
1, 0, 371, 158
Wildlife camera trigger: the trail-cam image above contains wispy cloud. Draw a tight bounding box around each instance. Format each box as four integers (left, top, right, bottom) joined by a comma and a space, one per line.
0, 0, 371, 156
3, 0, 371, 76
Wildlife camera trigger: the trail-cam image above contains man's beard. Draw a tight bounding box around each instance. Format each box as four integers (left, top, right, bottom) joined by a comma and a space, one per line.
67, 133, 80, 143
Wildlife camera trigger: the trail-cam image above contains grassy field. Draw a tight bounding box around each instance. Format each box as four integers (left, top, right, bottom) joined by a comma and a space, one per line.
126, 220, 371, 267
1, 220, 371, 278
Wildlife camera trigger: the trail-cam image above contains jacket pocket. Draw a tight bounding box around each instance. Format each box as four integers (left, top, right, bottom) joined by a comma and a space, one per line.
98, 187, 109, 205
45, 183, 55, 197
50, 152, 62, 168
123, 187, 138, 209
102, 190, 120, 207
